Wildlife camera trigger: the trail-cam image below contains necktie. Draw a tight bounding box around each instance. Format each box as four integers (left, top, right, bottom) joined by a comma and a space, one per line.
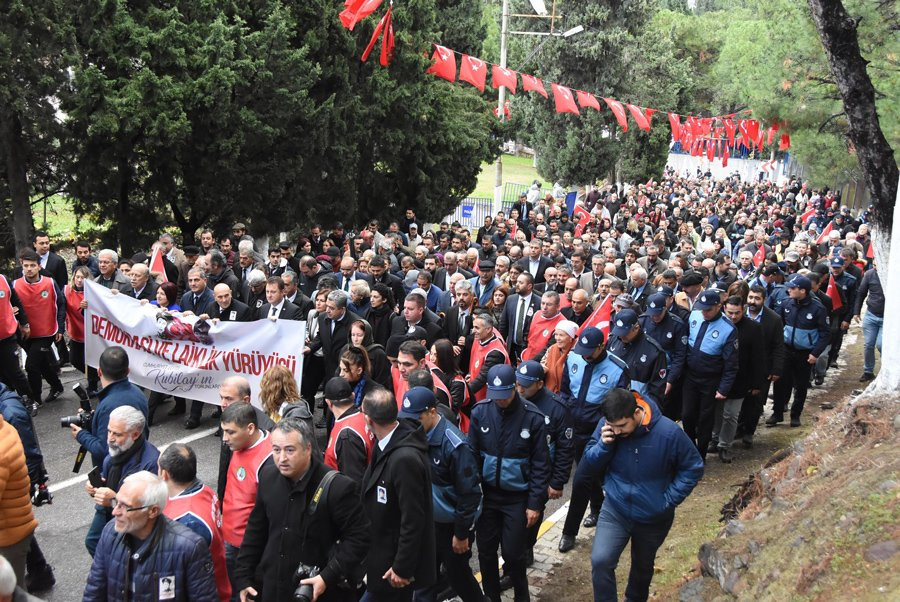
193, 294, 199, 307
459, 311, 466, 333
344, 278, 351, 292
270, 305, 278, 318
694, 320, 710, 352
330, 318, 336, 334
515, 297, 527, 345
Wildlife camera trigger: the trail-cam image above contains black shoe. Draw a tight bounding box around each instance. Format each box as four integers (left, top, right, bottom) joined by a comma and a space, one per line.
558, 534, 575, 553
859, 372, 875, 382
582, 513, 598, 528
765, 414, 783, 427
814, 374, 825, 385
718, 448, 733, 464
184, 417, 200, 430
214, 426, 222, 438
707, 440, 720, 455
790, 417, 801, 427
28, 400, 39, 417
498, 574, 513, 591
45, 387, 64, 403
742, 439, 753, 449
26, 564, 56, 594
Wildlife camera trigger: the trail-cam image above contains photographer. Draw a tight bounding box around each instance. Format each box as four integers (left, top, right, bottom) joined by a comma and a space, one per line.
83, 405, 160, 557
70, 346, 150, 469
235, 417, 370, 602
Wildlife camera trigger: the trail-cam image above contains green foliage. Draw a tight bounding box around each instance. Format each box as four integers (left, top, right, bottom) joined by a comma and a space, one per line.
435, 0, 486, 55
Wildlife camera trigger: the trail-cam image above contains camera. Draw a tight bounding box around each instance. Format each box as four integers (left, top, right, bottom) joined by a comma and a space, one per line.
292, 563, 320, 602
61, 383, 95, 430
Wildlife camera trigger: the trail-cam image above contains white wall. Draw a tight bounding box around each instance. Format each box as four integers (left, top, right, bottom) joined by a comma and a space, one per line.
665, 153, 788, 185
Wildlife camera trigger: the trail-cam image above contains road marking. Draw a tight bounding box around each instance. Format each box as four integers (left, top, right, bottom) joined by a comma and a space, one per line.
49, 427, 218, 493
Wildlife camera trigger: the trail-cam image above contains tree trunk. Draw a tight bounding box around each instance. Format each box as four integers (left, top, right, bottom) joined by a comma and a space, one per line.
117, 153, 132, 257
807, 0, 899, 393
1, 113, 35, 252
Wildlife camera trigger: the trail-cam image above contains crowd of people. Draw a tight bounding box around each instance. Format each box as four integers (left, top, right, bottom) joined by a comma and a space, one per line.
0, 167, 884, 602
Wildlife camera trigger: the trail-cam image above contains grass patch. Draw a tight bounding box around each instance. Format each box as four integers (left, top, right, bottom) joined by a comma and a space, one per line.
471, 154, 541, 199
32, 195, 106, 245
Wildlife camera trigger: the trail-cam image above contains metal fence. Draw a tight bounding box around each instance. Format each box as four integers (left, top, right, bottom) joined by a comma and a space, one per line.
442, 183, 542, 230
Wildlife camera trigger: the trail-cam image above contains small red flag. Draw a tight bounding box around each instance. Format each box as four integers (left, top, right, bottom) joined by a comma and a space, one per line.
459, 55, 487, 92
667, 113, 682, 140
800, 206, 815, 226
866, 240, 875, 260
746, 119, 760, 145
779, 133, 791, 150
149, 245, 168, 282
521, 74, 547, 97
576, 90, 601, 111
551, 83, 579, 115
577, 294, 613, 338
491, 65, 517, 94
340, 0, 382, 30
644, 108, 657, 128
724, 119, 736, 145
722, 144, 729, 167
361, 5, 393, 65
425, 45, 456, 81
752, 244, 765, 267
572, 204, 591, 237
603, 98, 628, 132
706, 139, 715, 161
626, 104, 651, 131
767, 123, 780, 145
816, 221, 834, 244
826, 274, 843, 312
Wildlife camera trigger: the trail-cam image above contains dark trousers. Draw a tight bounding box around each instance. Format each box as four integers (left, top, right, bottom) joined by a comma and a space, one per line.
301, 355, 325, 403
681, 372, 718, 454
827, 323, 846, 364
662, 374, 684, 422
772, 348, 812, 419
85, 506, 111, 557
26, 536, 50, 575
24, 337, 62, 403
68, 340, 99, 389
414, 523, 483, 602
361, 589, 414, 602
0, 335, 34, 399
147, 391, 187, 425
55, 336, 69, 364
477, 495, 529, 602
563, 434, 604, 537
590, 503, 674, 602
224, 542, 241, 602
737, 380, 771, 442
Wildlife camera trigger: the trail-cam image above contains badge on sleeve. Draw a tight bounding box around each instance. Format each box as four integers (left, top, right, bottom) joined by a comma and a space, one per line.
159, 576, 175, 600
377, 486, 388, 504
520, 429, 531, 439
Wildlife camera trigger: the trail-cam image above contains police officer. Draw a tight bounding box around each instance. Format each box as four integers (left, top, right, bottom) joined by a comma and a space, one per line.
468, 364, 549, 602
397, 387, 484, 602
557, 327, 630, 553
768, 275, 829, 427
681, 290, 738, 456
640, 292, 687, 420
608, 309, 667, 405
826, 256, 857, 368
514, 362, 574, 559
656, 284, 689, 321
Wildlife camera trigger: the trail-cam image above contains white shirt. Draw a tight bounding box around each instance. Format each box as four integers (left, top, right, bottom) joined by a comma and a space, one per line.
378, 423, 400, 451
269, 299, 285, 318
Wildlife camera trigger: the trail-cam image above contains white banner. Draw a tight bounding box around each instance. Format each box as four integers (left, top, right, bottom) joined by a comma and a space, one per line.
84, 280, 305, 406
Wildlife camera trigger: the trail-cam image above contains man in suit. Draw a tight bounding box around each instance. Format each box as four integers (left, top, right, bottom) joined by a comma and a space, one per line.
517, 240, 553, 285
414, 270, 443, 313
31, 231, 68, 289
127, 263, 158, 300
499, 272, 541, 362
242, 269, 268, 312
512, 193, 534, 223
281, 271, 313, 317
236, 247, 261, 286
391, 292, 443, 348
336, 256, 372, 294
257, 276, 303, 321
626, 265, 651, 311
263, 247, 287, 278
361, 388, 436, 600
435, 273, 465, 315
442, 279, 475, 367
180, 267, 214, 315
368, 256, 406, 311
205, 284, 254, 322
579, 254, 607, 295
307, 290, 361, 380
636, 245, 666, 281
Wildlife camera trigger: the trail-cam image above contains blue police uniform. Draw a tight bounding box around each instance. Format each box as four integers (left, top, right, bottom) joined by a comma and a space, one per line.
523, 386, 574, 493
468, 373, 549, 602
681, 301, 739, 455
608, 331, 667, 406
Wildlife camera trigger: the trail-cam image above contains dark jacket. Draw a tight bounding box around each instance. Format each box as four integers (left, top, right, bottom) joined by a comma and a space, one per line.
523, 387, 574, 492
752, 306, 785, 378
180, 287, 215, 315
209, 299, 254, 322
0, 384, 45, 484
130, 280, 159, 301
607, 330, 668, 405
777, 295, 830, 356
639, 310, 687, 385
853, 268, 883, 318
516, 256, 554, 284
100, 436, 160, 488
42, 252, 69, 289
209, 266, 241, 300
729, 317, 767, 397
75, 379, 150, 468
235, 457, 370, 602
498, 292, 541, 353
257, 300, 303, 321
425, 417, 482, 539
308, 311, 362, 380
83, 515, 219, 602
442, 305, 474, 369
361, 420, 436, 594
685, 309, 739, 397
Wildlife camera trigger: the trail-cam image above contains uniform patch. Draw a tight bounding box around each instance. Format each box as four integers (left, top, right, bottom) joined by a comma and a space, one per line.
659, 369, 667, 379
433, 457, 441, 465
544, 415, 550, 425
520, 429, 531, 439
571, 364, 579, 374
229, 311, 237, 320
542, 329, 549, 337
492, 375, 503, 386
519, 365, 528, 374
681, 335, 688, 345
666, 331, 673, 339
640, 354, 647, 363
599, 374, 608, 384
711, 330, 719, 339
806, 313, 813, 320
40, 290, 49, 298
403, 398, 411, 408
0, 291, 5, 299
474, 360, 481, 368
377, 485, 388, 504
564, 427, 574, 439
480, 426, 490, 433
235, 467, 246, 481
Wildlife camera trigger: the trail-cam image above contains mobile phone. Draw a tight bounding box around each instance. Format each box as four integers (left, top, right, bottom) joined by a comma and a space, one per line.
87, 466, 104, 488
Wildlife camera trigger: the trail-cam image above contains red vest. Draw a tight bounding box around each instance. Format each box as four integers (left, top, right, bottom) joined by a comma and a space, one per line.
521, 312, 565, 362
222, 431, 272, 546
428, 364, 473, 434
65, 286, 86, 343
324, 409, 374, 472
13, 276, 58, 338
468, 335, 510, 402
0, 276, 19, 339
164, 484, 232, 602
392, 365, 409, 408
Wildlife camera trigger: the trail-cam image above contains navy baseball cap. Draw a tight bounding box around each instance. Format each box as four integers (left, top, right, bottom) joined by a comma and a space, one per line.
646, 293, 667, 315
830, 256, 845, 267
398, 386, 437, 418
573, 326, 606, 355
694, 291, 722, 309
323, 377, 353, 402
655, 285, 675, 298
786, 275, 812, 292
486, 364, 517, 399
611, 309, 639, 336
515, 361, 545, 384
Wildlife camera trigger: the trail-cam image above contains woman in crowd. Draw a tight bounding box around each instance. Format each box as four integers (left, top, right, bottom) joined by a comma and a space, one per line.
429, 338, 471, 431
338, 346, 383, 408
365, 283, 396, 347
301, 287, 331, 403
65, 266, 100, 394
139, 281, 183, 424
346, 319, 392, 390
487, 282, 510, 325
542, 320, 577, 393
259, 364, 311, 423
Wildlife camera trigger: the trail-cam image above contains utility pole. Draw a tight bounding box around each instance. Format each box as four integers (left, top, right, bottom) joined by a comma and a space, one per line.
493, 0, 510, 217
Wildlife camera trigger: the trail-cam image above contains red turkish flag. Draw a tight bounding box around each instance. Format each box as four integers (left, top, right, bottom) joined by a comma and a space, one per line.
722, 144, 729, 167
627, 104, 651, 131
706, 139, 715, 161
459, 55, 487, 92
667, 113, 682, 140
644, 108, 657, 127
551, 83, 579, 115
425, 45, 456, 81
572, 204, 591, 237
800, 206, 815, 225
738, 120, 751, 145
340, 0, 382, 30
866, 240, 875, 260
724, 119, 736, 145
577, 294, 613, 338
149, 245, 168, 282
779, 133, 791, 150
755, 129, 765, 149
752, 244, 765, 267
746, 119, 760, 145
576, 90, 601, 111
826, 274, 844, 312
491, 65, 517, 94
521, 74, 547, 97
767, 123, 780, 145
603, 98, 628, 132
816, 221, 833, 244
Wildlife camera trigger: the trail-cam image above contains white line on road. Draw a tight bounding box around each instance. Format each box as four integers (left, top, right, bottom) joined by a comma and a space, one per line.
49, 427, 218, 493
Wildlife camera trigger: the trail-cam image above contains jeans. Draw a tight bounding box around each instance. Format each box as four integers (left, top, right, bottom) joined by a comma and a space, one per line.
862, 312, 883, 374
225, 542, 241, 602
85, 506, 111, 557
591, 503, 674, 602
712, 398, 744, 450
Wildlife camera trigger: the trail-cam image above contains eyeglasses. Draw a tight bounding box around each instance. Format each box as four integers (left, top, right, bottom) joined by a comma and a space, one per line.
111, 499, 151, 513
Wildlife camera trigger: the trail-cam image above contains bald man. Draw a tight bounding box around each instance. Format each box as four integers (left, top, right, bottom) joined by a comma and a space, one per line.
562, 288, 593, 327
204, 283, 254, 322
128, 263, 158, 301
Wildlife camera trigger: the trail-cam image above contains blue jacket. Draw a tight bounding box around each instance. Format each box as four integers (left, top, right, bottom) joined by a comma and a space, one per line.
469, 276, 500, 308
83, 515, 218, 602
0, 384, 45, 484
559, 351, 630, 436
608, 331, 668, 405
468, 395, 550, 512
425, 417, 483, 538
831, 271, 858, 319
640, 311, 687, 384
581, 395, 704, 523
523, 386, 574, 491
778, 295, 830, 357
685, 310, 739, 396
100, 437, 160, 484
76, 379, 150, 468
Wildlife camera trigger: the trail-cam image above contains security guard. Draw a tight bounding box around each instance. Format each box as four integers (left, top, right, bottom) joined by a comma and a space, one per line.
768, 275, 829, 427
681, 290, 738, 456
608, 309, 668, 405
656, 284, 689, 321
468, 364, 549, 602
640, 292, 687, 420
398, 387, 484, 602
557, 327, 629, 552
826, 256, 857, 367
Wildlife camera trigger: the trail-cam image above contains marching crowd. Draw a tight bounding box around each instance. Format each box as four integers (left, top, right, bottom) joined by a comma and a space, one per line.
0, 167, 884, 602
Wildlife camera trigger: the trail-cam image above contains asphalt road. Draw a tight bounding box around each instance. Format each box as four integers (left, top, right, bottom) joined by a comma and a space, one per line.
28, 368, 573, 602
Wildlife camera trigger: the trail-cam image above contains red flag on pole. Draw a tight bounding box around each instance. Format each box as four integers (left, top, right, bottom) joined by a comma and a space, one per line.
149, 245, 168, 282
491, 65, 517, 93
521, 74, 547, 97
667, 113, 681, 140
459, 55, 487, 92
425, 45, 456, 81
866, 240, 875, 260
752, 244, 765, 267
767, 123, 780, 145
826, 274, 843, 312
800, 206, 815, 225
644, 108, 657, 128
340, 0, 382, 30
603, 98, 628, 132
551, 83, 579, 115
572, 204, 591, 237
779, 133, 791, 150
576, 90, 601, 112
577, 294, 612, 338
724, 119, 736, 145
626, 104, 651, 131
816, 221, 834, 244
722, 144, 729, 167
